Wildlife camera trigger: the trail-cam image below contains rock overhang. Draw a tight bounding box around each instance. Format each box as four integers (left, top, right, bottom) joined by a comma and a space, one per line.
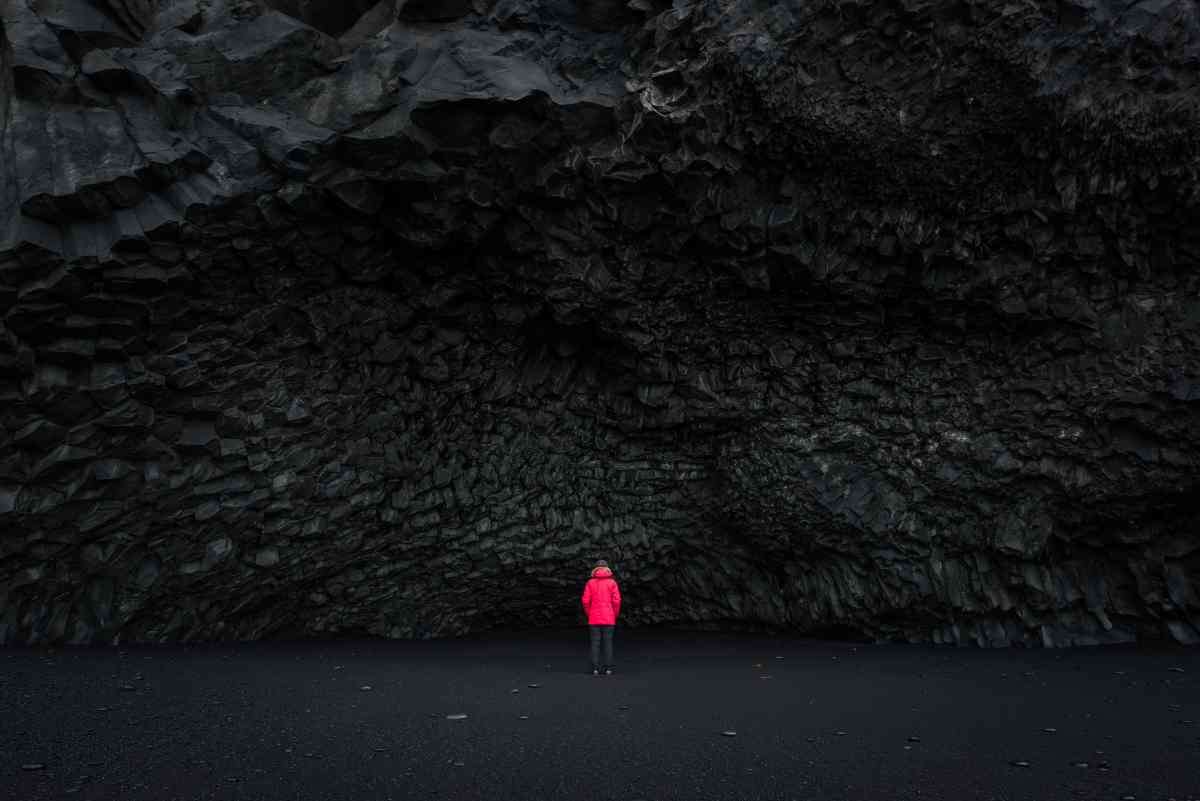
0, 0, 1197, 647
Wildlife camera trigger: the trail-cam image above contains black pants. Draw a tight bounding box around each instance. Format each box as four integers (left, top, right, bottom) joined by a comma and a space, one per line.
589, 624, 614, 671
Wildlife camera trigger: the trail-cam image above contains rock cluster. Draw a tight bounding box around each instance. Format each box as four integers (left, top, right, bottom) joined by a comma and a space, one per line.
1, 0, 1198, 646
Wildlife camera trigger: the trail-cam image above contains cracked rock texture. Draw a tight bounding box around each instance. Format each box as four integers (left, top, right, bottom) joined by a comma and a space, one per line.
1, 0, 1198, 647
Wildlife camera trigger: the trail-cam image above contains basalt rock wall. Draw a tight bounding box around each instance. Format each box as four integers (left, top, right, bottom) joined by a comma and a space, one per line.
1, 0, 1198, 646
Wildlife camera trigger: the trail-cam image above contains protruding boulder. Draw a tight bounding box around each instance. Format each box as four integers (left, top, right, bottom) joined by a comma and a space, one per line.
209, 105, 335, 177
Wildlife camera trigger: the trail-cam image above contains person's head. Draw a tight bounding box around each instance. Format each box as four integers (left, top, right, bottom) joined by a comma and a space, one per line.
591, 560, 612, 577
594, 560, 608, 569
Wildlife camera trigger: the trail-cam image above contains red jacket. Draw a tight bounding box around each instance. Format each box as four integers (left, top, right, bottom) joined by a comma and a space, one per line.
581, 566, 621, 625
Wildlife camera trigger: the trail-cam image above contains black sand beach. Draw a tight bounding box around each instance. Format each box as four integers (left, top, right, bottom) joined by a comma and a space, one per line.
3, 630, 1199, 801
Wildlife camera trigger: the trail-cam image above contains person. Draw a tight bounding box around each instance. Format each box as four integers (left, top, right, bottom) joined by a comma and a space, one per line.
581, 560, 621, 676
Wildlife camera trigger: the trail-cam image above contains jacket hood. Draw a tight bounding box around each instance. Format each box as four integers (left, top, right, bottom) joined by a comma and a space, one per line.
590, 566, 613, 578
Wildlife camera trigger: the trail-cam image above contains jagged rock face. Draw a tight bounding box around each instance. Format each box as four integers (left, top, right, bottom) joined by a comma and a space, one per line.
1, 0, 1198, 647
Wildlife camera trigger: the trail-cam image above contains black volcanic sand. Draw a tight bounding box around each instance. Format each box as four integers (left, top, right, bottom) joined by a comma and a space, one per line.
2, 630, 1198, 801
